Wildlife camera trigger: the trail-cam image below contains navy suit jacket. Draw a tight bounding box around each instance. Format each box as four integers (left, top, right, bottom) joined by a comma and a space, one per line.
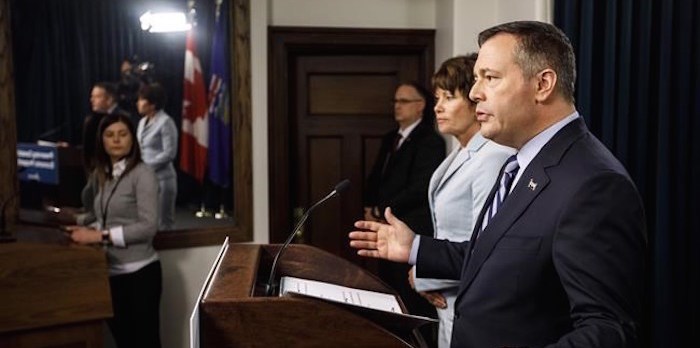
417, 118, 646, 347
364, 119, 445, 236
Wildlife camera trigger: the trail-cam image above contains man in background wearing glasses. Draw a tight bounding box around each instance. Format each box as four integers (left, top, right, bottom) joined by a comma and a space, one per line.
363, 82, 445, 346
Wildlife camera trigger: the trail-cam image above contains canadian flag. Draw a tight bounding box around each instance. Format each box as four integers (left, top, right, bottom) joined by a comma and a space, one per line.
180, 30, 208, 182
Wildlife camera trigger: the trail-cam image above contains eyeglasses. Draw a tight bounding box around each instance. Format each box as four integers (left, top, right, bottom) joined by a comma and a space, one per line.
392, 98, 423, 105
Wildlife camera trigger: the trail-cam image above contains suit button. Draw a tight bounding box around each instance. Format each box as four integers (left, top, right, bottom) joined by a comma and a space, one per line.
454, 311, 460, 319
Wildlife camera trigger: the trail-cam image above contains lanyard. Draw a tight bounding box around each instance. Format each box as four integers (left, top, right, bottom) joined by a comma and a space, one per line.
100, 175, 125, 230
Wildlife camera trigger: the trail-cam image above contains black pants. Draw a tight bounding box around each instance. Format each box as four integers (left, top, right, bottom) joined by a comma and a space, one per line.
108, 261, 162, 348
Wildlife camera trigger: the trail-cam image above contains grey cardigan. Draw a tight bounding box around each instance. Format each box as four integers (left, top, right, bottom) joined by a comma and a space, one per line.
82, 162, 159, 269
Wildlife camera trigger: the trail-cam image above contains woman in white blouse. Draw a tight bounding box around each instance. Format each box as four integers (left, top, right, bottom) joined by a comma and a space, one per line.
410, 54, 515, 348
136, 83, 178, 230
66, 114, 161, 347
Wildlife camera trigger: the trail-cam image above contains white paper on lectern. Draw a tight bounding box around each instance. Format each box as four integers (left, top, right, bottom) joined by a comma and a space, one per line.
279, 276, 403, 313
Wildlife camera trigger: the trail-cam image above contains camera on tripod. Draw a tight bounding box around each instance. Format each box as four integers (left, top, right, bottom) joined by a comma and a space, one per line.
118, 56, 155, 111
122, 58, 155, 85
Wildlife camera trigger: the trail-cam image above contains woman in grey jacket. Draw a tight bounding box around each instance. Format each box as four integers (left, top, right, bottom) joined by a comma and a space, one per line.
409, 54, 515, 348
67, 114, 161, 348
137, 83, 178, 230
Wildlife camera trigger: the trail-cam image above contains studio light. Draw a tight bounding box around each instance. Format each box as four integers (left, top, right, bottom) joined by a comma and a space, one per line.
139, 11, 192, 33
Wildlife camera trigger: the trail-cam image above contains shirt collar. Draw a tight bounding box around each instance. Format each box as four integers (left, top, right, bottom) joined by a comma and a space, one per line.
398, 118, 422, 139
513, 111, 580, 185
111, 159, 127, 178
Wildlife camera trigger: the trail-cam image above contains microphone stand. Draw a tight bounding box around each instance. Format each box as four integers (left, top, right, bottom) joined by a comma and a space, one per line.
264, 179, 350, 296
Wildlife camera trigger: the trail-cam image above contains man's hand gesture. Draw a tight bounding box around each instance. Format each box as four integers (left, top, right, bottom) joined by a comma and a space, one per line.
349, 207, 415, 263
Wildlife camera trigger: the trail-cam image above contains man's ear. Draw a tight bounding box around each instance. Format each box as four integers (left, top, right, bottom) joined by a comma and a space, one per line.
534, 69, 557, 103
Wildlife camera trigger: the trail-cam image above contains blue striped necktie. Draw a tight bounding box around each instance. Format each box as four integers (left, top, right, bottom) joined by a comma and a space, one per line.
481, 155, 519, 232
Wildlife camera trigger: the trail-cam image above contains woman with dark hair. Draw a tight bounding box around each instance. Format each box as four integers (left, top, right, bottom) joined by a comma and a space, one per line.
136, 83, 178, 230
408, 54, 514, 347
66, 114, 161, 348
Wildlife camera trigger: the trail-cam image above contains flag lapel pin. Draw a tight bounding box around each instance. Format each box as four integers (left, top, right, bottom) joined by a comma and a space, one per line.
528, 178, 538, 191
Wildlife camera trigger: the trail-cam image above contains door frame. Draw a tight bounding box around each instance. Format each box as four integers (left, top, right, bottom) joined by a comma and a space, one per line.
268, 26, 435, 242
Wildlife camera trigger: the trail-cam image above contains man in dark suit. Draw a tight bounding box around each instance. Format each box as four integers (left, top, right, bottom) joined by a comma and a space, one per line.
79, 82, 133, 214
82, 81, 132, 172
350, 21, 646, 348
364, 82, 445, 344
364, 82, 445, 235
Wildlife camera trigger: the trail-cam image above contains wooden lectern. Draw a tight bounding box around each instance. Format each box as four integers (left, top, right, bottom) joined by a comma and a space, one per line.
0, 228, 112, 348
198, 244, 434, 347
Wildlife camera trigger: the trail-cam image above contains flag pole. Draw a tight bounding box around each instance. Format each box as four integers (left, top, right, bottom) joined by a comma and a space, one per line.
214, 188, 229, 219
195, 202, 212, 218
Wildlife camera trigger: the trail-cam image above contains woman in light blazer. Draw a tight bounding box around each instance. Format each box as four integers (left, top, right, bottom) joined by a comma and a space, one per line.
409, 54, 515, 348
136, 83, 178, 230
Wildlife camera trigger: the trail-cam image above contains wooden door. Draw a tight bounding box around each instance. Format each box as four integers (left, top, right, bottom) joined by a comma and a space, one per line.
269, 27, 435, 265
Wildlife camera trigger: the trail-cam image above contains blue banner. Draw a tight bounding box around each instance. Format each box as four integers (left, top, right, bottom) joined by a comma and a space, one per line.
207, 0, 232, 187
17, 143, 59, 185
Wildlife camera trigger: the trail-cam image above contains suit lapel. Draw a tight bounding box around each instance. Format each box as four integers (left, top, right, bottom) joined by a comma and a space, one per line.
456, 118, 588, 297
387, 121, 426, 169
396, 123, 420, 153
429, 149, 456, 203
434, 133, 488, 193
459, 165, 550, 292
435, 148, 471, 193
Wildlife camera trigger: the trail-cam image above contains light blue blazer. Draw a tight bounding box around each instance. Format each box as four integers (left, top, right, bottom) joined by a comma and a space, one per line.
414, 132, 515, 292
137, 110, 178, 181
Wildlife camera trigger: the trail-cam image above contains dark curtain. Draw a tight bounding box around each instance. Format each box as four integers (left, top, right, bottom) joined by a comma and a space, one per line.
11, 0, 217, 144
554, 1, 700, 347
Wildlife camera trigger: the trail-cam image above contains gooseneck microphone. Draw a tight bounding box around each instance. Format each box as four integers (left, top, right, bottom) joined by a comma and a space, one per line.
264, 179, 350, 296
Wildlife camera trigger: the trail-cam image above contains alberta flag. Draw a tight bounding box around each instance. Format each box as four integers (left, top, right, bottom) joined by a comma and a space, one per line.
207, 0, 231, 187
180, 29, 208, 183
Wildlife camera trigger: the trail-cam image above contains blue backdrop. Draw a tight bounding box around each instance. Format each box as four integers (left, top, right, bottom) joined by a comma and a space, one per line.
555, 0, 700, 346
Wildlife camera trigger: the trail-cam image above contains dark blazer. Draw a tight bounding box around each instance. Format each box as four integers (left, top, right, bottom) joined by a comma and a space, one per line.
364, 119, 445, 236
417, 118, 646, 348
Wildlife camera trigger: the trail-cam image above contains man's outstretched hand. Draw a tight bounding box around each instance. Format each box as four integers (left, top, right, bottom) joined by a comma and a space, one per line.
349, 207, 416, 263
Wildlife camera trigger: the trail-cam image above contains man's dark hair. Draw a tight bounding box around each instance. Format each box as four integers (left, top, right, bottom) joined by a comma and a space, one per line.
400, 81, 436, 125
138, 83, 167, 110
93, 81, 119, 102
432, 53, 478, 101
93, 114, 142, 187
478, 21, 576, 103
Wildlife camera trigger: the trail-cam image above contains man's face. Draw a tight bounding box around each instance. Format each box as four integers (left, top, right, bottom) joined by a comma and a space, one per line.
470, 33, 538, 149
393, 85, 425, 127
121, 61, 133, 75
90, 87, 113, 113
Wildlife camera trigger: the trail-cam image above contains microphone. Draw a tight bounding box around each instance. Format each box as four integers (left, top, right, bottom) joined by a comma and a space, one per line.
264, 179, 350, 296
36, 122, 69, 142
